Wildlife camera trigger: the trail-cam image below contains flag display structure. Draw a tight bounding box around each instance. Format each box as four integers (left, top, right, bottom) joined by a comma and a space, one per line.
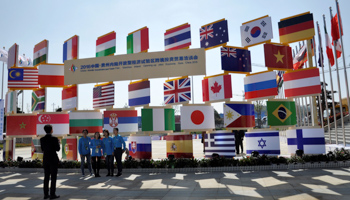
200, 19, 229, 50
221, 46, 251, 73
204, 131, 235, 158
69, 111, 103, 135
62, 85, 77, 110
63, 35, 79, 62
284, 67, 321, 98
62, 137, 78, 160
129, 136, 152, 159
202, 74, 232, 102
128, 80, 150, 107
181, 105, 215, 130
164, 23, 191, 51
141, 108, 175, 132
93, 82, 114, 109
8, 67, 39, 90
164, 77, 191, 104
31, 138, 43, 160
224, 103, 255, 129
37, 113, 69, 136
287, 128, 325, 154
5, 90, 17, 113
103, 110, 138, 133
241, 15, 273, 47
7, 44, 18, 68
278, 12, 315, 44
246, 130, 280, 155
293, 45, 307, 70
0, 48, 8, 63
244, 71, 277, 100
3, 138, 15, 161
264, 43, 293, 70
267, 100, 296, 126
33, 40, 48, 66
165, 134, 193, 158
96, 31, 116, 57
6, 114, 37, 137
127, 27, 149, 54
38, 64, 65, 87
31, 88, 45, 112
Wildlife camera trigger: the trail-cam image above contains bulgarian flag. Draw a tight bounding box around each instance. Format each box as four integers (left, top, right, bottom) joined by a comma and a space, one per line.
325, 25, 335, 66
33, 40, 48, 66
69, 111, 103, 135
127, 27, 149, 54
96, 31, 116, 57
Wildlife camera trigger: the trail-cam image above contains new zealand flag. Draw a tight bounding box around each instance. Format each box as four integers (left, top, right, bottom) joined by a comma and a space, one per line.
221, 47, 251, 73
200, 20, 229, 49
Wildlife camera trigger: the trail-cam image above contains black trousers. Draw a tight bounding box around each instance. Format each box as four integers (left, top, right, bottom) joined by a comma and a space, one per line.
236, 140, 243, 154
91, 156, 101, 174
114, 148, 123, 174
105, 155, 114, 175
43, 163, 58, 196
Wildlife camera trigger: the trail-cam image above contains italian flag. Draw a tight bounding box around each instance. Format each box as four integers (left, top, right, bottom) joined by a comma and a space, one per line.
33, 40, 48, 66
127, 27, 149, 54
69, 111, 103, 134
96, 31, 116, 57
141, 108, 175, 131
325, 26, 335, 67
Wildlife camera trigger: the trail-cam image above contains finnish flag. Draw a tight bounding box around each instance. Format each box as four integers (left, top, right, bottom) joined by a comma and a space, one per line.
287, 128, 325, 154
246, 130, 280, 155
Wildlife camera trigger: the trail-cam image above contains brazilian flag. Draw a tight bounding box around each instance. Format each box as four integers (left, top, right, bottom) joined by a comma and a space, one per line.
267, 101, 296, 126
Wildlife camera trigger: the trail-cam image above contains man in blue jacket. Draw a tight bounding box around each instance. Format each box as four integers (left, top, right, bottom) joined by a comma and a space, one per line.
78, 129, 92, 176
102, 130, 114, 176
112, 128, 126, 177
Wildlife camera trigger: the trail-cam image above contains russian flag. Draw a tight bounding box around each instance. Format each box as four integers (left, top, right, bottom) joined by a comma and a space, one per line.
244, 71, 277, 100
224, 103, 255, 128
63, 35, 78, 63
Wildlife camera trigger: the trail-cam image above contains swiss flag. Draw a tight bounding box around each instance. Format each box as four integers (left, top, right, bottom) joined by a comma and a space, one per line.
180, 105, 215, 130
6, 114, 37, 137
202, 74, 232, 102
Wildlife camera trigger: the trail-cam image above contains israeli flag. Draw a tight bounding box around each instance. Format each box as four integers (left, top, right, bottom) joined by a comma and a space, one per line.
287, 128, 325, 154
246, 130, 280, 155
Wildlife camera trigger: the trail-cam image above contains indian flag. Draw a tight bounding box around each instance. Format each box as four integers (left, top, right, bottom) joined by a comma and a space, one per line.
141, 108, 175, 131
96, 31, 116, 57
69, 111, 103, 135
33, 40, 48, 66
127, 27, 149, 54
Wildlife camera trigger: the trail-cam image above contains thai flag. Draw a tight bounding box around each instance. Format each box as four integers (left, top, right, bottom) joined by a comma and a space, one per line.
287, 128, 325, 154
164, 23, 191, 51
244, 71, 277, 100
63, 35, 78, 62
245, 130, 280, 156
204, 131, 235, 158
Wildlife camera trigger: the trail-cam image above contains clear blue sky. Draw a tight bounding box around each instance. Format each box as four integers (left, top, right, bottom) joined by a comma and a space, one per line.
0, 0, 349, 115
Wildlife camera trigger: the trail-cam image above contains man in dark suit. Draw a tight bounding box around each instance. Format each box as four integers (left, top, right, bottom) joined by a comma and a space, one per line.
40, 124, 60, 199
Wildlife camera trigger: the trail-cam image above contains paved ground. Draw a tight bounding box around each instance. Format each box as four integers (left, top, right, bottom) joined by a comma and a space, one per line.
1, 168, 350, 199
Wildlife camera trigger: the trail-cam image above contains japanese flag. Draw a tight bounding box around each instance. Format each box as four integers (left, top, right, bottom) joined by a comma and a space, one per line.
181, 105, 215, 130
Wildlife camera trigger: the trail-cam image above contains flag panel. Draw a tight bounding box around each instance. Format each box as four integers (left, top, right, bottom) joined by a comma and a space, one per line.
240, 16, 273, 47
287, 128, 325, 154
62, 85, 77, 110
33, 40, 48, 66
244, 71, 277, 100
8, 44, 18, 68
128, 80, 150, 107
284, 68, 321, 97
164, 77, 191, 104
202, 74, 232, 102
267, 100, 297, 126
200, 19, 229, 49
6, 114, 37, 137
224, 103, 255, 128
205, 131, 235, 158
31, 88, 45, 111
69, 111, 103, 135
245, 130, 280, 155
165, 134, 193, 158
165, 23, 191, 51
221, 47, 251, 73
37, 113, 69, 136
127, 27, 149, 54
96, 32, 116, 57
8, 67, 39, 90
93, 83, 114, 109
180, 105, 215, 130
103, 110, 138, 133
63, 35, 79, 62
129, 136, 152, 159
141, 108, 175, 132
264, 43, 293, 70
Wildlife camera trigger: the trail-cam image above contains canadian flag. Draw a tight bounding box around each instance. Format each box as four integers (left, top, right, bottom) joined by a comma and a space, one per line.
202, 74, 232, 102
180, 105, 215, 130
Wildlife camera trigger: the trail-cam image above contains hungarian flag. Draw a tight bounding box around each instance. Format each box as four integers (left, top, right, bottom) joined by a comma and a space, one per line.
267, 100, 297, 126
128, 136, 152, 159
127, 27, 149, 54
96, 31, 116, 57
38, 64, 65, 87
224, 103, 255, 128
264, 43, 293, 70
69, 111, 103, 135
62, 85, 77, 110
33, 40, 48, 66
324, 25, 335, 66
63, 35, 79, 62
62, 137, 78, 160
202, 74, 232, 102
141, 108, 175, 132
180, 105, 215, 130
165, 134, 193, 158
31, 88, 45, 111
6, 114, 37, 137
37, 113, 69, 136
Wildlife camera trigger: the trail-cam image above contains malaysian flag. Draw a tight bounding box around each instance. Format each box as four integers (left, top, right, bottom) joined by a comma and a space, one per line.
93, 82, 114, 109
200, 19, 229, 49
204, 131, 235, 158
164, 77, 191, 104
8, 67, 39, 89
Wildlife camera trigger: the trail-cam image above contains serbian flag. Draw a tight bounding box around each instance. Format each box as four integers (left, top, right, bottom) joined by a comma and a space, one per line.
224, 103, 255, 128
63, 35, 79, 62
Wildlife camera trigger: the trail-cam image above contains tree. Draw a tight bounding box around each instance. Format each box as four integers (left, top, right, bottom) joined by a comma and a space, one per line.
214, 109, 223, 129
254, 100, 265, 128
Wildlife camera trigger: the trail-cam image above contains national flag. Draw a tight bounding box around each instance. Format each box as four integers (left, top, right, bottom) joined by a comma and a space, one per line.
6, 114, 37, 137
69, 111, 103, 135
8, 67, 39, 90
246, 130, 280, 155
165, 134, 193, 158
287, 128, 325, 154
38, 64, 65, 87
96, 31, 116, 57
244, 71, 277, 100
33, 40, 48, 66
103, 110, 138, 133
31, 88, 45, 111
128, 80, 150, 107
202, 74, 232, 102
62, 85, 77, 110
180, 105, 215, 130
63, 35, 79, 62
276, 71, 285, 93
128, 135, 152, 159
284, 67, 321, 98
164, 23, 191, 51
224, 103, 255, 128
221, 46, 251, 73
164, 77, 191, 104
93, 82, 114, 109
278, 12, 315, 44
292, 45, 307, 70
200, 19, 229, 50
0, 48, 8, 63
141, 108, 175, 132
62, 137, 78, 160
7, 44, 18, 68
331, 13, 343, 42
31, 138, 43, 160
5, 90, 17, 113
127, 27, 149, 54
240, 15, 273, 47
18, 54, 33, 67
264, 43, 293, 70
334, 40, 342, 58
204, 131, 235, 158
267, 100, 296, 126
37, 113, 69, 136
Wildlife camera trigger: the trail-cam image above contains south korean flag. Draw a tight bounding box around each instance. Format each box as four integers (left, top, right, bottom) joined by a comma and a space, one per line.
240, 16, 273, 47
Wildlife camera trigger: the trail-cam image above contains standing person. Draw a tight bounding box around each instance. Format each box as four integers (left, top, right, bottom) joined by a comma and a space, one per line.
234, 130, 243, 155
40, 124, 60, 199
78, 129, 92, 176
90, 132, 103, 177
239, 130, 245, 155
102, 129, 114, 176
112, 128, 126, 177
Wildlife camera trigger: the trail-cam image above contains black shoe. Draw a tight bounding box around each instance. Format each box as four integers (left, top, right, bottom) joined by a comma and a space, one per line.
44, 195, 50, 199
116, 173, 122, 177
106, 174, 110, 177
96, 174, 101, 177
50, 195, 60, 199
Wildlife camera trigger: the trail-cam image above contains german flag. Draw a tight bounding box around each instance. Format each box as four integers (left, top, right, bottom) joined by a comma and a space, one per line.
165, 134, 193, 158
278, 12, 315, 44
